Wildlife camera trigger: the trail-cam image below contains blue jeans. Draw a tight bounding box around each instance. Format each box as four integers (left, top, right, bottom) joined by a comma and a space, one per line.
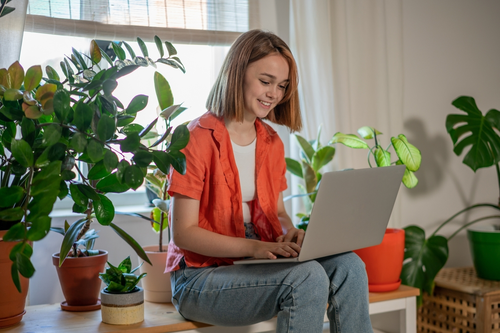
170, 252, 373, 333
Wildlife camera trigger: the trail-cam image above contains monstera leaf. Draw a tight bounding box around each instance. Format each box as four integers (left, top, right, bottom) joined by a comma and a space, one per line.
446, 96, 500, 172
401, 225, 449, 307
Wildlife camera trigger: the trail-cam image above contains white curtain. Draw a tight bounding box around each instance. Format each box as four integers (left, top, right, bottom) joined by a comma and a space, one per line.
0, 0, 29, 69
289, 0, 403, 225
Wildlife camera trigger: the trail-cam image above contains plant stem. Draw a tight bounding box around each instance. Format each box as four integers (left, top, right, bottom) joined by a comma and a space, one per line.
159, 180, 168, 252
448, 215, 500, 240
22, 167, 35, 225
431, 203, 500, 237
367, 147, 375, 168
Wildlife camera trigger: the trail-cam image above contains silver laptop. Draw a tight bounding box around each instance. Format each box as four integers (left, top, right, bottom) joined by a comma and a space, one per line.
233, 165, 405, 265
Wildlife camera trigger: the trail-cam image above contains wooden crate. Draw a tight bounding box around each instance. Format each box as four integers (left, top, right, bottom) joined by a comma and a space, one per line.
418, 267, 500, 333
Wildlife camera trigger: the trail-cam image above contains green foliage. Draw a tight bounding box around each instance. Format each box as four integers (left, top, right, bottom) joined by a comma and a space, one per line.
402, 96, 500, 307
0, 36, 189, 291
330, 126, 422, 189
0, 0, 16, 18
99, 256, 146, 293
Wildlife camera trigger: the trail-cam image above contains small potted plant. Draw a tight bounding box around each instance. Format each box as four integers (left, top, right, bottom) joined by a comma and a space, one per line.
99, 256, 147, 325
331, 126, 421, 292
403, 96, 500, 306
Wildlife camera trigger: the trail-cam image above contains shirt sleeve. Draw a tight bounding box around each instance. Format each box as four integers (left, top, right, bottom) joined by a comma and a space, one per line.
167, 127, 205, 200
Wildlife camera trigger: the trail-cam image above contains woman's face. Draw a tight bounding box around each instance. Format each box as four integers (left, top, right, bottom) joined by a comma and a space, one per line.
242, 53, 289, 120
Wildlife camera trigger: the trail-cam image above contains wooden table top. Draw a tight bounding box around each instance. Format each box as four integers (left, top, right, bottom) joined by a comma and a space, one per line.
1, 285, 420, 333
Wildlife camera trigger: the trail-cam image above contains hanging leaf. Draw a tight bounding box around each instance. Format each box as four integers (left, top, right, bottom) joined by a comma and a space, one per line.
168, 124, 189, 151
154, 71, 173, 111
94, 194, 115, 226
391, 134, 421, 172
329, 132, 370, 149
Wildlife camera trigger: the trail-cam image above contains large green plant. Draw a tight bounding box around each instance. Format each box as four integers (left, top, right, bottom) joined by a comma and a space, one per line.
0, 36, 189, 292
401, 96, 500, 306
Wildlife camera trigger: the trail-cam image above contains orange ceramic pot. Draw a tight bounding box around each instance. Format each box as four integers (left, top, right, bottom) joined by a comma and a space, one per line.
52, 251, 107, 310
0, 230, 29, 328
354, 228, 405, 292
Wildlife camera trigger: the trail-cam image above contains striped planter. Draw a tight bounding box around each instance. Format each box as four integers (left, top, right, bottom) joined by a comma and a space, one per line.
100, 287, 144, 325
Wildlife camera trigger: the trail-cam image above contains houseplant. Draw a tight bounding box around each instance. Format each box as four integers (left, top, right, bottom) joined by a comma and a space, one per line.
0, 0, 15, 17
1, 62, 65, 326
330, 126, 421, 291
99, 256, 146, 325
402, 96, 500, 306
284, 127, 336, 230
1, 36, 189, 309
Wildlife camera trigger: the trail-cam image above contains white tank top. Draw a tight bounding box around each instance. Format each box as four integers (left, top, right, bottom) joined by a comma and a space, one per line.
231, 138, 256, 223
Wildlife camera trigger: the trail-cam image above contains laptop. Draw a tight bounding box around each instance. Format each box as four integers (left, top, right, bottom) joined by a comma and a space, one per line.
233, 165, 405, 264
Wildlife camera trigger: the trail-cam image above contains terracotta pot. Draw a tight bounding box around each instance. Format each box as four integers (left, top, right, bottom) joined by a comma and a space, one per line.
354, 228, 405, 292
139, 245, 171, 303
0, 230, 29, 328
52, 251, 108, 309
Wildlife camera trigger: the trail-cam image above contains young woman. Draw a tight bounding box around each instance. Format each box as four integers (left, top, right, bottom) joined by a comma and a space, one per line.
166, 29, 373, 333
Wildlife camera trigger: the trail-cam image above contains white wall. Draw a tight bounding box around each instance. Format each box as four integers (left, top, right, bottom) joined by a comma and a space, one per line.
400, 0, 500, 267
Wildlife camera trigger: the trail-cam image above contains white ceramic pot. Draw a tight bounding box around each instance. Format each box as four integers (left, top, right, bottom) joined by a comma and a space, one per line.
100, 287, 144, 325
139, 245, 172, 303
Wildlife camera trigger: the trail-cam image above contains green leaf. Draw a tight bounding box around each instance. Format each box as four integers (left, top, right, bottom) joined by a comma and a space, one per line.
70, 132, 87, 153
24, 65, 43, 91
329, 132, 370, 149
0, 186, 25, 208
401, 225, 448, 306
103, 150, 119, 172
132, 150, 153, 167
46, 65, 60, 81
111, 42, 126, 61
126, 95, 148, 115
53, 89, 71, 122
122, 41, 136, 59
97, 114, 116, 141
31, 174, 61, 196
3, 222, 25, 240
20, 118, 36, 147
124, 165, 144, 190
87, 139, 104, 162
94, 194, 115, 226
397, 161, 419, 189
374, 146, 391, 167
27, 216, 51, 241
102, 79, 118, 97
16, 251, 35, 278
96, 173, 130, 193
154, 71, 173, 111
137, 37, 149, 57
120, 133, 140, 152
59, 218, 88, 265
76, 184, 101, 201
58, 180, 69, 199
139, 118, 158, 138
285, 158, 303, 178
11, 139, 33, 168
154, 35, 164, 58
294, 135, 315, 163
168, 124, 189, 151
73, 102, 94, 131
391, 134, 421, 172
164, 41, 177, 56
446, 96, 500, 172
8, 61, 24, 90
169, 150, 186, 174
357, 126, 382, 140
152, 151, 172, 174
11, 262, 21, 292
69, 183, 87, 207
72, 48, 88, 70
110, 222, 151, 265
89, 40, 102, 64
99, 47, 114, 67
87, 161, 110, 180
42, 124, 62, 147
311, 146, 335, 173
116, 160, 129, 183
301, 160, 317, 194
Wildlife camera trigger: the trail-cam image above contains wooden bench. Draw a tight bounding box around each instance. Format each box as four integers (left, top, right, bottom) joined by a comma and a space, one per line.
1, 285, 419, 333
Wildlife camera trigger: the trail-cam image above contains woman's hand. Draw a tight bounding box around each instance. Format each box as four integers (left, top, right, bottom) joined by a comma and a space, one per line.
276, 227, 305, 247
251, 240, 302, 260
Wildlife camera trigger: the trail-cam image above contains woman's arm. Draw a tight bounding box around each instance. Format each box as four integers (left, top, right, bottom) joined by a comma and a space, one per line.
276, 192, 305, 247
171, 193, 301, 259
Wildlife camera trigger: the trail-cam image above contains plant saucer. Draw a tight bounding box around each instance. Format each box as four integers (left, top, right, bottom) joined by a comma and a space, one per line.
60, 299, 101, 312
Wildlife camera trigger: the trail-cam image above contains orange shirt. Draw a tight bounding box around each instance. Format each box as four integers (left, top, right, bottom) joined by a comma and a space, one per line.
165, 111, 288, 272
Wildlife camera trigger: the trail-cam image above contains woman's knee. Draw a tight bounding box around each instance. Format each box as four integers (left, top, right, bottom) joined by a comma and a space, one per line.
287, 261, 330, 300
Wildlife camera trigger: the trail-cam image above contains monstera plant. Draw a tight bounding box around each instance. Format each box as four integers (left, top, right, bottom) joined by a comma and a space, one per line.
401, 96, 500, 306
0, 36, 189, 291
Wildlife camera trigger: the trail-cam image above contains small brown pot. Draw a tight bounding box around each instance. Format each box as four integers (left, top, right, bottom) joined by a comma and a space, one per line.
0, 230, 29, 328
52, 251, 108, 310
139, 245, 171, 303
